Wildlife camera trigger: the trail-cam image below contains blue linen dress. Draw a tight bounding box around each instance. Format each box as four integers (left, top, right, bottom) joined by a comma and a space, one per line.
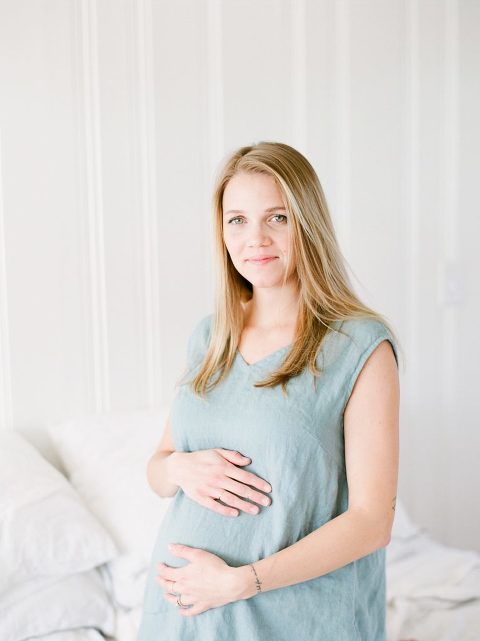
137, 313, 399, 641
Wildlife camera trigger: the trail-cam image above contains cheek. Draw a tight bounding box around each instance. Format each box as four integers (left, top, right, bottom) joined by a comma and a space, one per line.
223, 235, 242, 256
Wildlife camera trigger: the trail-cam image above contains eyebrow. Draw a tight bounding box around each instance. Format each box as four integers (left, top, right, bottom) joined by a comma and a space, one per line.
223, 206, 286, 216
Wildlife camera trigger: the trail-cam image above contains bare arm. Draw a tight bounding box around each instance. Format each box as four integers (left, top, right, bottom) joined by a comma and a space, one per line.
147, 414, 185, 498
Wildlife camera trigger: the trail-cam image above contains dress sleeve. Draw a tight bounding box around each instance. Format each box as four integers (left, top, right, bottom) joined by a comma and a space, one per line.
341, 319, 399, 413
185, 313, 213, 369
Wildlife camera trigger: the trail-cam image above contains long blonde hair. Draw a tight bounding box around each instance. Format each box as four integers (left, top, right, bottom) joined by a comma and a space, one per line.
180, 141, 403, 397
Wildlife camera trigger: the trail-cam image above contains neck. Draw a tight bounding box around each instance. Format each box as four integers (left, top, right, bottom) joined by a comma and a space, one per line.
243, 279, 300, 330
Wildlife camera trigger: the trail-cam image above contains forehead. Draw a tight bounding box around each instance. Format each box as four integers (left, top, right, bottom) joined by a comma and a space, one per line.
222, 172, 284, 208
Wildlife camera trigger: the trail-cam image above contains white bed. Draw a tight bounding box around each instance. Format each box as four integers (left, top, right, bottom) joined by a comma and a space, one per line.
1, 410, 479, 641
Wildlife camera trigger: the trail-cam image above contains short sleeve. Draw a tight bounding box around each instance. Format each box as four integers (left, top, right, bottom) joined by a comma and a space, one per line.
341, 319, 399, 412
185, 313, 213, 369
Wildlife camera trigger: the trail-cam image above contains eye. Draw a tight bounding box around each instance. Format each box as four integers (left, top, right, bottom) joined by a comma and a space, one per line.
272, 214, 287, 223
227, 216, 243, 225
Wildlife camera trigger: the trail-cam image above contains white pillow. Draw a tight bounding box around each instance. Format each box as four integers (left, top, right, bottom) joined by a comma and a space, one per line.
0, 568, 115, 641
0, 431, 118, 598
47, 409, 173, 566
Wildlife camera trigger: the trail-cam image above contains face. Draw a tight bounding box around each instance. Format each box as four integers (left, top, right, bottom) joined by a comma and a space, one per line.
222, 172, 296, 288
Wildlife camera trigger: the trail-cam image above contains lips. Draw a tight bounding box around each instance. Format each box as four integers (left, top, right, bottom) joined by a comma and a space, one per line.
246, 256, 278, 262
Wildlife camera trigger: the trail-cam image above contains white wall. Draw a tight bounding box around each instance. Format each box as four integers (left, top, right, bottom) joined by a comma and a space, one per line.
0, 0, 478, 553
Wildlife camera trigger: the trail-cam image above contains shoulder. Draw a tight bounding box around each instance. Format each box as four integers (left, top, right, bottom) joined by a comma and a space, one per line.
190, 312, 213, 338
186, 312, 214, 366
332, 317, 398, 367
330, 317, 399, 411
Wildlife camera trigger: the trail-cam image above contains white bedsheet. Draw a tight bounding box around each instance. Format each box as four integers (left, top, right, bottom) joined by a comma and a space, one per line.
386, 529, 480, 640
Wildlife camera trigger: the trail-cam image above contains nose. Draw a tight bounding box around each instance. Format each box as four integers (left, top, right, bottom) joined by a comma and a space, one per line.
247, 221, 271, 247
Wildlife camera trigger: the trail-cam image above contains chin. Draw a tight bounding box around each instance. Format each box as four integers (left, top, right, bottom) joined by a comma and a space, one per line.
235, 264, 288, 288
245, 276, 286, 288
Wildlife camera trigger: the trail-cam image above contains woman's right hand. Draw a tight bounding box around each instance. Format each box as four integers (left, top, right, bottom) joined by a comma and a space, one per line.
166, 448, 272, 517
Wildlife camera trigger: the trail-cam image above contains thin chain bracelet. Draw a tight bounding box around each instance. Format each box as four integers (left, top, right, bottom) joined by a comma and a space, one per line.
249, 563, 263, 593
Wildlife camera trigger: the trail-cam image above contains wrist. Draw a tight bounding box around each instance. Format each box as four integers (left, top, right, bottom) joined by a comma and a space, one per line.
229, 564, 261, 601
165, 451, 184, 488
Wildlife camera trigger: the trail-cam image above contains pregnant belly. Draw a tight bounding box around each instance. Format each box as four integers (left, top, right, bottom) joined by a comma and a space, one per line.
149, 486, 328, 573
142, 488, 357, 625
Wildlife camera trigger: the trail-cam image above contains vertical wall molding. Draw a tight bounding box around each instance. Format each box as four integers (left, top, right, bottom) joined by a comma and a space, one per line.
77, 0, 110, 411
442, 0, 460, 538
405, 0, 420, 393
404, 0, 420, 506
204, 0, 224, 299
206, 0, 224, 175
290, 0, 307, 152
333, 0, 352, 259
0, 130, 14, 431
442, 0, 459, 402
133, 0, 161, 408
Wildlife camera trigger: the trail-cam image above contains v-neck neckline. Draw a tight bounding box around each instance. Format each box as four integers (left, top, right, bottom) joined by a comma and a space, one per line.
235, 342, 293, 368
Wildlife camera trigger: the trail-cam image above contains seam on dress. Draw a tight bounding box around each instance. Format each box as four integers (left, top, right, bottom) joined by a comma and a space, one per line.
285, 406, 346, 472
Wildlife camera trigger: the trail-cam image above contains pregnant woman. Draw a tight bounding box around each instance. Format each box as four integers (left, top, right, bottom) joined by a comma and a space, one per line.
136, 141, 402, 641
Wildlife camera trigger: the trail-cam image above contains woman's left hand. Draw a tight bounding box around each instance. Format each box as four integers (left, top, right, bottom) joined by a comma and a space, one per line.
156, 543, 247, 616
